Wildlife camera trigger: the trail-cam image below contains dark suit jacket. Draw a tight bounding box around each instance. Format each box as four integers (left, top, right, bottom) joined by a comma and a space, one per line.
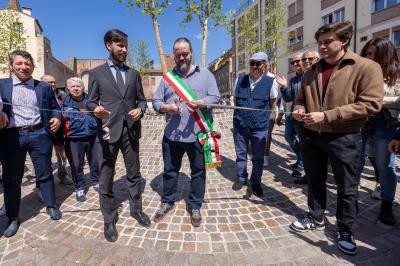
0, 77, 61, 138
87, 63, 147, 143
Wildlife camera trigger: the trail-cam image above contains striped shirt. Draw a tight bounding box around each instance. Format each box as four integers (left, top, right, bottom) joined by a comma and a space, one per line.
8, 76, 41, 127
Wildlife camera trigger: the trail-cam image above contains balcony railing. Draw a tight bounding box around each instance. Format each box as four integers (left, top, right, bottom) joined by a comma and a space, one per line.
321, 0, 342, 10
288, 12, 303, 27
371, 3, 400, 25
289, 40, 304, 52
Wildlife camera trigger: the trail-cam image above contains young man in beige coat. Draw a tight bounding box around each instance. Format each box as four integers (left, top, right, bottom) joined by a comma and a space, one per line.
289, 21, 384, 255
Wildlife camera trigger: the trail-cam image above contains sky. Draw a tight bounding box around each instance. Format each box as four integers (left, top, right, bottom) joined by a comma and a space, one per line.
10, 0, 242, 65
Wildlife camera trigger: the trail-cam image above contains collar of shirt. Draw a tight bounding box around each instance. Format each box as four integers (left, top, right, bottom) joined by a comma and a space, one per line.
173, 65, 200, 78
266, 71, 275, 78
249, 74, 264, 90
107, 58, 127, 71
12, 75, 34, 88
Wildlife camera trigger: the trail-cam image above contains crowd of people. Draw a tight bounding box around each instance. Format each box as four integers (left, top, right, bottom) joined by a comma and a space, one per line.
0, 21, 398, 256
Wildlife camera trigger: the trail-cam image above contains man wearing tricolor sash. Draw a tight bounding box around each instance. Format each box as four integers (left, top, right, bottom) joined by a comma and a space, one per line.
152, 37, 220, 227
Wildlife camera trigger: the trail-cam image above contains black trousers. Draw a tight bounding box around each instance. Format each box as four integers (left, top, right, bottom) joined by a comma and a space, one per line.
99, 126, 143, 223
299, 128, 361, 232
65, 136, 100, 190
161, 137, 205, 210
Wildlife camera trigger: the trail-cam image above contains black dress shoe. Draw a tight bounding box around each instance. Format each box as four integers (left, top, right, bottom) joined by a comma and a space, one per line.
132, 210, 151, 227
252, 184, 263, 197
232, 179, 247, 191
104, 222, 118, 242
3, 218, 20, 238
46, 207, 62, 220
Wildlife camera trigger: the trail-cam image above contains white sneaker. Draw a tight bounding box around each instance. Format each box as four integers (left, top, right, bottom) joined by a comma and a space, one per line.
371, 184, 381, 200
263, 156, 269, 167
0, 205, 6, 216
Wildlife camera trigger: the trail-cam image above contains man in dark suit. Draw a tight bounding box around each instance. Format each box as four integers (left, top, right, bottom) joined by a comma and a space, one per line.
87, 29, 150, 242
0, 50, 62, 238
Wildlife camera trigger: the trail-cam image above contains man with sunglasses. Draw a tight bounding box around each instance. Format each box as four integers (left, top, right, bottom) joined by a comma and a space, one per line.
289, 22, 384, 255
276, 52, 306, 184
232, 52, 278, 197
301, 50, 319, 71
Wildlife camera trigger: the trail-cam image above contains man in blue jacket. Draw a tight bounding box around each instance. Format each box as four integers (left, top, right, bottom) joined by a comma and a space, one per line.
232, 52, 277, 196
0, 50, 62, 238
276, 52, 306, 184
62, 77, 100, 202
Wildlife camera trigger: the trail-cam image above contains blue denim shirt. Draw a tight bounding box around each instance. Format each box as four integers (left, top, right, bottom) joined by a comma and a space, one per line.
152, 66, 220, 143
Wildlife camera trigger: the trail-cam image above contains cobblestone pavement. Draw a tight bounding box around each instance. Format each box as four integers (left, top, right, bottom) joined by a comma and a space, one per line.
0, 111, 399, 265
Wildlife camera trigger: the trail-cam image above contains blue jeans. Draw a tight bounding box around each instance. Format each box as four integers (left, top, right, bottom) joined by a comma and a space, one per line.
284, 115, 303, 169
0, 127, 56, 218
233, 125, 267, 186
161, 137, 205, 210
372, 117, 397, 201
356, 122, 379, 184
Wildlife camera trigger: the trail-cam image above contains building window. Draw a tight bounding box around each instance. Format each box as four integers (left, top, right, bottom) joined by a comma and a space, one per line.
373, 0, 385, 11
321, 8, 345, 26
387, 0, 398, 7
288, 26, 303, 46
297, 34, 303, 42
151, 77, 155, 86
373, 0, 400, 12
393, 30, 400, 48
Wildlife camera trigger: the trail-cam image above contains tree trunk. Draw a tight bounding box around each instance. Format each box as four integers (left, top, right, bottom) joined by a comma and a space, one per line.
200, 20, 208, 68
152, 16, 167, 73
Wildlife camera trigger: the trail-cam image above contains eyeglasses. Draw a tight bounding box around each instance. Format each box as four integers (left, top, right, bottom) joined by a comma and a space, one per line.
301, 57, 314, 62
291, 59, 301, 65
249, 61, 264, 67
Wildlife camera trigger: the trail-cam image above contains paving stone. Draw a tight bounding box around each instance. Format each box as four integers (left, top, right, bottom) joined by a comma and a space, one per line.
0, 111, 398, 265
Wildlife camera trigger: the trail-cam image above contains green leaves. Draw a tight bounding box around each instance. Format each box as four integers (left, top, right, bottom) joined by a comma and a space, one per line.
176, 0, 230, 31
0, 8, 27, 74
238, 0, 287, 68
119, 0, 171, 16
127, 39, 153, 75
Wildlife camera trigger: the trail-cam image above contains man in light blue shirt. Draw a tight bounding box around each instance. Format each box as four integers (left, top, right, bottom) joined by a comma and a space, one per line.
152, 37, 220, 227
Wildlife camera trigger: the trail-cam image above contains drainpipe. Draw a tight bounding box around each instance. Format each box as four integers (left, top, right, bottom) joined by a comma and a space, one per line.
354, 0, 358, 52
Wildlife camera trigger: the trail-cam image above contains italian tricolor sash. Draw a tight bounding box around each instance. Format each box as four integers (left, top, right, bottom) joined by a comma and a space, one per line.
163, 70, 222, 169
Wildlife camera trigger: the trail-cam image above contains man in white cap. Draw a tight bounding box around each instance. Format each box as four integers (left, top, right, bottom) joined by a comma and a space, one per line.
232, 52, 278, 196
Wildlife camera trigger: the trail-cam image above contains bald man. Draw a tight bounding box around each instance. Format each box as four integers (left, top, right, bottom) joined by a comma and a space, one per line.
41, 75, 72, 185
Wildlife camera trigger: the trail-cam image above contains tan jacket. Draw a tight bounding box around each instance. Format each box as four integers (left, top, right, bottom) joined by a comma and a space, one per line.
295, 50, 384, 133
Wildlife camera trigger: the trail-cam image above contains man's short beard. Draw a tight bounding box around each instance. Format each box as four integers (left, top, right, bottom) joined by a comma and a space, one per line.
111, 51, 126, 64
179, 62, 190, 73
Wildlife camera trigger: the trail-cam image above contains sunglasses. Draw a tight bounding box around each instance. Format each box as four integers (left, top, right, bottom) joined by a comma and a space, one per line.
249, 61, 264, 67
301, 57, 314, 62
291, 59, 301, 65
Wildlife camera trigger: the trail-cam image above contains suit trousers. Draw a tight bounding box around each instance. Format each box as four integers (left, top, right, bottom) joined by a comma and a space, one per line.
299, 128, 361, 232
99, 125, 144, 223
0, 128, 56, 218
